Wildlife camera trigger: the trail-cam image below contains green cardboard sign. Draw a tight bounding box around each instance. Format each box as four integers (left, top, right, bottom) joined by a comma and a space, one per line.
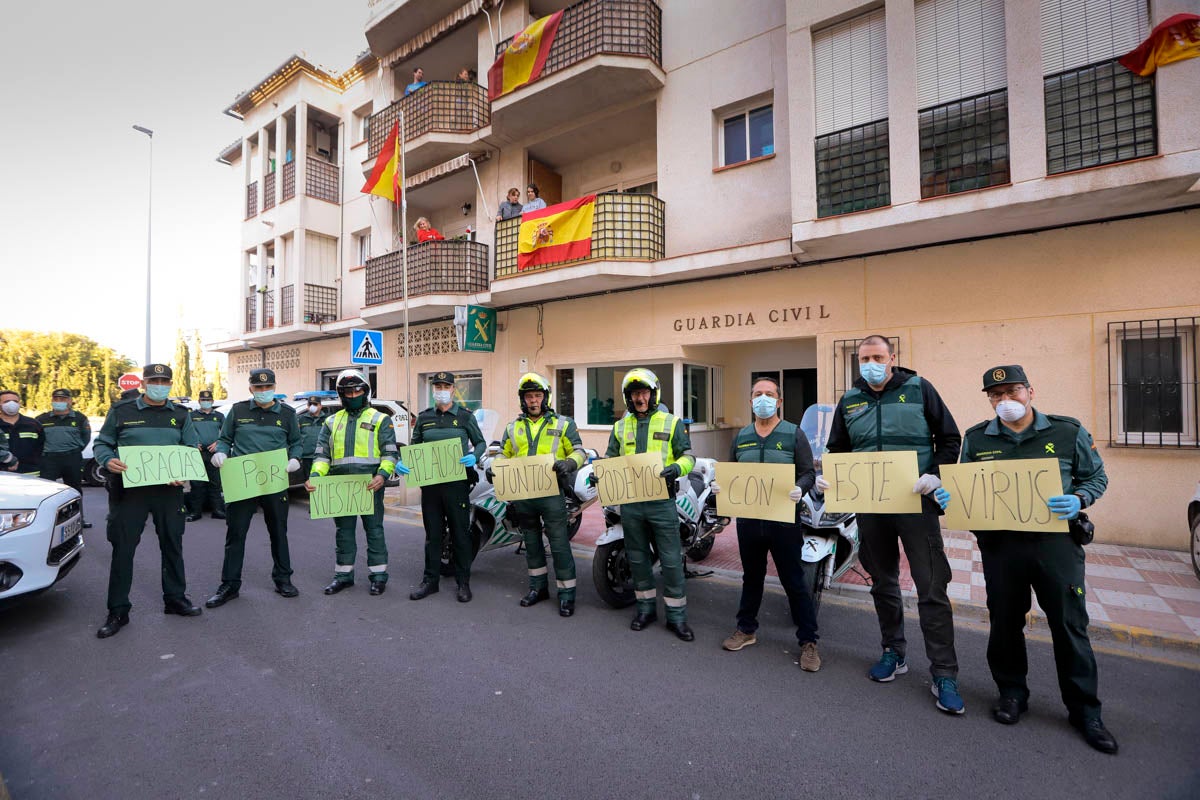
309, 474, 376, 519
403, 439, 466, 487
220, 448, 289, 503
462, 305, 496, 352
119, 445, 207, 488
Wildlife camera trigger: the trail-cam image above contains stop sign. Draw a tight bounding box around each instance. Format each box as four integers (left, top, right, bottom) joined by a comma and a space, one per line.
117, 373, 142, 391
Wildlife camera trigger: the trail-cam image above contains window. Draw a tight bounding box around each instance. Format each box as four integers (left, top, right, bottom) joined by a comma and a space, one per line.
555, 368, 575, 419
354, 231, 372, 266
1108, 319, 1198, 447
1041, 0, 1156, 174
683, 365, 710, 425
832, 336, 901, 398
353, 103, 373, 144
813, 10, 890, 217
916, 0, 1010, 198
421, 370, 483, 412
585, 363, 673, 426
720, 104, 774, 166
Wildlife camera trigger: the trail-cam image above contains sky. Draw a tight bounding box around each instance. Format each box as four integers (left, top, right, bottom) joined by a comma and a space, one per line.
0, 2, 369, 366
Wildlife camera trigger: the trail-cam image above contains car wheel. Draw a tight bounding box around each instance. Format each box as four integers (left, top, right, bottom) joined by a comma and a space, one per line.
84, 459, 108, 487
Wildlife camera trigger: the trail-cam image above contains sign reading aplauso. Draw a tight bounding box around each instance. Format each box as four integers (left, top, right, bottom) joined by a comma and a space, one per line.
403, 439, 466, 488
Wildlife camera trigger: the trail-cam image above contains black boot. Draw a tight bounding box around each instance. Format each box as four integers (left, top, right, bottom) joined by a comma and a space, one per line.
1071, 716, 1119, 755
520, 587, 549, 607
993, 697, 1028, 725
324, 579, 353, 595
163, 597, 202, 616
369, 581, 386, 596
559, 597, 575, 617
456, 583, 473, 603
409, 581, 439, 600
96, 613, 129, 639
630, 611, 658, 631
666, 621, 695, 642
205, 584, 239, 608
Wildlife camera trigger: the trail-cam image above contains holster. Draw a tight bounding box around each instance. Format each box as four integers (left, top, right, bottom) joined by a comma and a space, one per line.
1068, 512, 1095, 546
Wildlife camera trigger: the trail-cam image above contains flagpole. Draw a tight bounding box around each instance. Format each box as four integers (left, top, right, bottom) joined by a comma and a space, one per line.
400, 109, 410, 415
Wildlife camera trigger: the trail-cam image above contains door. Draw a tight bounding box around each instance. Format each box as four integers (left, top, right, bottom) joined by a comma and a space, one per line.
782, 369, 817, 426
528, 158, 562, 205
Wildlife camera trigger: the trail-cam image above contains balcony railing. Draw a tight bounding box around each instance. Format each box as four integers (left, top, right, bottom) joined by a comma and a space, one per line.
365, 240, 490, 305
1045, 59, 1156, 175
245, 294, 257, 332
494, 192, 664, 278
302, 283, 339, 324
282, 160, 296, 201
281, 284, 294, 326
263, 172, 276, 210
261, 290, 275, 329
367, 81, 490, 160
305, 157, 339, 204
245, 182, 258, 219
494, 0, 663, 87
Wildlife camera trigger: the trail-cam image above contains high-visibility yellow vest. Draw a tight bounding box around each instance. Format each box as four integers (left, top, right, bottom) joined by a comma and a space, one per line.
502, 414, 583, 468
613, 411, 693, 474
311, 408, 396, 476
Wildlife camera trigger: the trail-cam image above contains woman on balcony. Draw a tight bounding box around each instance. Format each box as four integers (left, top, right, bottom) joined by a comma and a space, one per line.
496, 188, 523, 222
522, 183, 547, 213
414, 217, 444, 243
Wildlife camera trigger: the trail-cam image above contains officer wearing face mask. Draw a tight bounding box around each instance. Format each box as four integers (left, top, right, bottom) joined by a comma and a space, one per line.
297, 395, 329, 479
36, 389, 93, 528
0, 389, 44, 476
185, 389, 226, 521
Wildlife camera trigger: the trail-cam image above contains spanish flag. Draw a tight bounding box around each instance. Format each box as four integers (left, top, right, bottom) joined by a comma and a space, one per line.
361, 121, 402, 203
1119, 13, 1200, 76
488, 11, 564, 101
517, 195, 595, 271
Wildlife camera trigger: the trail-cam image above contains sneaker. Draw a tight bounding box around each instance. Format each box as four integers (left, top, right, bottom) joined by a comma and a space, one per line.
867, 648, 908, 682
931, 677, 966, 715
721, 630, 757, 651
799, 641, 821, 672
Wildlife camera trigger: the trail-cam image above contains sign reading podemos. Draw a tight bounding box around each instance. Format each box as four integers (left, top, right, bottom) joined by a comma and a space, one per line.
940, 459, 1068, 532
591, 452, 668, 506
220, 448, 289, 503
821, 451, 922, 514
402, 439, 466, 487
714, 462, 796, 523
119, 446, 207, 488
491, 454, 558, 502
308, 474, 376, 519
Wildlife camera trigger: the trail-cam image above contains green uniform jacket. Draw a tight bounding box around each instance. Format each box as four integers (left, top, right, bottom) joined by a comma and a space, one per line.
36, 410, 91, 454
298, 410, 328, 459
604, 410, 695, 475
960, 410, 1108, 509
217, 399, 302, 458
93, 398, 199, 466
730, 419, 816, 493
188, 409, 225, 447
312, 407, 398, 477
499, 411, 585, 468
410, 403, 486, 462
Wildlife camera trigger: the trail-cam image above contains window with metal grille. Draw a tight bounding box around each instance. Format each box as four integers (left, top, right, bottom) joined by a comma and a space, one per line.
816, 121, 891, 218
832, 336, 902, 399
920, 90, 1010, 198
1107, 318, 1198, 447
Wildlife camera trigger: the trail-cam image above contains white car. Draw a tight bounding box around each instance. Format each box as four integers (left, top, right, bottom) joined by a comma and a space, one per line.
0, 473, 84, 600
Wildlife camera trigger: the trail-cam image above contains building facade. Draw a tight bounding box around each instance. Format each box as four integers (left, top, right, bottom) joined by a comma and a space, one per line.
214, 0, 1200, 547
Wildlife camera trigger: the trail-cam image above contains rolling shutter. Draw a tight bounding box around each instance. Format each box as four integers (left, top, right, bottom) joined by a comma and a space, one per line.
915, 0, 1007, 109
813, 9, 888, 136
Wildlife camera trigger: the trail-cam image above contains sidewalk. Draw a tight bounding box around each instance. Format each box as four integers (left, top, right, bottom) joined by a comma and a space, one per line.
383, 493, 1200, 654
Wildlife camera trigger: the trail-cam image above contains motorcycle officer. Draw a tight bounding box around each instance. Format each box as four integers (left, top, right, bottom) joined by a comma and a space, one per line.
490, 373, 586, 616
603, 368, 696, 641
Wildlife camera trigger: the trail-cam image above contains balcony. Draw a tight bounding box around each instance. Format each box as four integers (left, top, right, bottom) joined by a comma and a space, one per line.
366, 82, 490, 174
245, 294, 257, 332
489, 0, 664, 142
282, 160, 296, 201
263, 172, 276, 211
241, 284, 337, 343
305, 157, 339, 204
365, 0, 465, 56
245, 181, 258, 220
362, 240, 490, 326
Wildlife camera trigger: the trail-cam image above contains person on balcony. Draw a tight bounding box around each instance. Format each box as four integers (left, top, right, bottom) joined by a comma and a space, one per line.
522, 183, 547, 213
414, 217, 444, 243
404, 67, 427, 96
496, 188, 523, 222
456, 67, 483, 128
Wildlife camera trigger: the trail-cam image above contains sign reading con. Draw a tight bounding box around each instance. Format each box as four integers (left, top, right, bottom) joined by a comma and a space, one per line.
220, 448, 289, 503
118, 445, 207, 488
403, 439, 466, 487
715, 462, 796, 523
591, 452, 668, 506
822, 451, 922, 514
940, 459, 1068, 532
492, 454, 558, 502
309, 474, 376, 520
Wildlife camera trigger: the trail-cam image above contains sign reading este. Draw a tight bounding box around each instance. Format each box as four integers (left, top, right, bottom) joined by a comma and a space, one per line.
309, 474, 376, 519
119, 445, 207, 488
220, 448, 289, 503
403, 439, 466, 487
591, 452, 668, 505
492, 454, 558, 502
714, 462, 796, 523
940, 459, 1068, 532
822, 451, 922, 514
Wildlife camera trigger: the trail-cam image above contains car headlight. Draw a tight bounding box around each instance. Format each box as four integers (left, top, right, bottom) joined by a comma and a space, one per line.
0, 510, 37, 534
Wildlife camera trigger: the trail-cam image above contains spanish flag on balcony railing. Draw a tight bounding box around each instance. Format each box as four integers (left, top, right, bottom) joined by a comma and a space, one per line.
361, 120, 402, 203
517, 195, 596, 271
1119, 13, 1200, 76
488, 11, 564, 101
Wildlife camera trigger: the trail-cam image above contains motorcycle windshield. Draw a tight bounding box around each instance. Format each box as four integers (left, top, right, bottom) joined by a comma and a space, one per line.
799, 404, 835, 460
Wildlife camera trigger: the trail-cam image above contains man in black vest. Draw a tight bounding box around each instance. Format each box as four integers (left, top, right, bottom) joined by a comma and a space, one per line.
37, 389, 93, 528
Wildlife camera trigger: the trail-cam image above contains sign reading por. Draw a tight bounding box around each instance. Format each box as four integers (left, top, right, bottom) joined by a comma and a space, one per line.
220, 448, 289, 503
940, 459, 1068, 532
492, 454, 558, 502
591, 452, 668, 506
822, 451, 922, 514
308, 474, 376, 520
714, 462, 796, 523
117, 373, 142, 391
403, 439, 466, 487
350, 329, 384, 365
118, 445, 207, 488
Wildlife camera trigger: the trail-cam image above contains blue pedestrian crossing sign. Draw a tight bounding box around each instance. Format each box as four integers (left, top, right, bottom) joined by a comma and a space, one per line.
350, 329, 384, 365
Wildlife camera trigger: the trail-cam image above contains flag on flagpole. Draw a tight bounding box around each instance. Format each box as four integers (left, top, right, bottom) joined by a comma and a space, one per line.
517, 195, 596, 270
1119, 13, 1200, 76
488, 11, 564, 101
361, 120, 401, 203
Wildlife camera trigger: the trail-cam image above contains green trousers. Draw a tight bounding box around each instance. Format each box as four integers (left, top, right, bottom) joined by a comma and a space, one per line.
185, 449, 225, 515
511, 493, 575, 600
106, 484, 187, 614
421, 480, 472, 585
221, 493, 293, 589
332, 488, 388, 584
623, 498, 686, 623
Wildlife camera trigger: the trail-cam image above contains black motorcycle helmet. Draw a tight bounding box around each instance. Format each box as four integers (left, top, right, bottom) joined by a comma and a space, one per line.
335, 369, 371, 406
517, 372, 552, 416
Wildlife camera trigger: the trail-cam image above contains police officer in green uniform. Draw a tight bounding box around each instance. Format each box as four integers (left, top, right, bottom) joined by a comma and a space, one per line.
297, 395, 329, 478
185, 389, 226, 521
604, 368, 696, 641
306, 370, 398, 596
408, 372, 486, 603
93, 364, 203, 639
36, 388, 93, 528
205, 369, 303, 607
0, 389, 44, 476
491, 372, 585, 616
955, 365, 1117, 754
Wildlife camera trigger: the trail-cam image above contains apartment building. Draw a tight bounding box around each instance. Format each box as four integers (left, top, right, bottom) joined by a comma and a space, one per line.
213, 0, 1200, 547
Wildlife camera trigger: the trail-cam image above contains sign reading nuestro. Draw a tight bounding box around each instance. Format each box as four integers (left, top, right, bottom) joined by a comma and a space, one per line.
491, 454, 558, 502
119, 445, 207, 488
220, 448, 289, 503
308, 474, 376, 520
821, 451, 922, 514
402, 439, 466, 488
940, 459, 1068, 533
591, 452, 668, 506
715, 462, 796, 523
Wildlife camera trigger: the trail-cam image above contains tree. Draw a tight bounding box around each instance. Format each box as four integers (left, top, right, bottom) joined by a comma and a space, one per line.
211, 361, 228, 400
171, 329, 191, 398
191, 330, 208, 394
0, 329, 134, 416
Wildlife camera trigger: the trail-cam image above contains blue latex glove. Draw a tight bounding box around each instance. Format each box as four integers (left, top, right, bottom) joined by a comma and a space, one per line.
1047, 494, 1081, 520
394, 460, 411, 476
933, 487, 951, 510
460, 453, 477, 468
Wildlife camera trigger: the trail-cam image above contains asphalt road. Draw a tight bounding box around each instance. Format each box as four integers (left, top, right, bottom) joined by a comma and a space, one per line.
2, 488, 1198, 799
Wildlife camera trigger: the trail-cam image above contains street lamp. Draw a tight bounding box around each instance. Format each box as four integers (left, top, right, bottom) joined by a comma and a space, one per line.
132, 125, 153, 366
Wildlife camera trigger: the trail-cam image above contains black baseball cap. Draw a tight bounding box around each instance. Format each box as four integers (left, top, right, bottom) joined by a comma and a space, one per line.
143, 364, 173, 380
982, 365, 1029, 391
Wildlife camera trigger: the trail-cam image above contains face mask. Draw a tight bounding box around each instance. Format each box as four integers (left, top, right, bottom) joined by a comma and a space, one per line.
52, 401, 69, 412
1, 400, 18, 415
752, 395, 778, 419
252, 390, 275, 405
200, 401, 213, 410
433, 390, 453, 405
859, 362, 888, 386
145, 385, 171, 402
342, 395, 367, 411
995, 400, 1027, 423
308, 404, 321, 415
